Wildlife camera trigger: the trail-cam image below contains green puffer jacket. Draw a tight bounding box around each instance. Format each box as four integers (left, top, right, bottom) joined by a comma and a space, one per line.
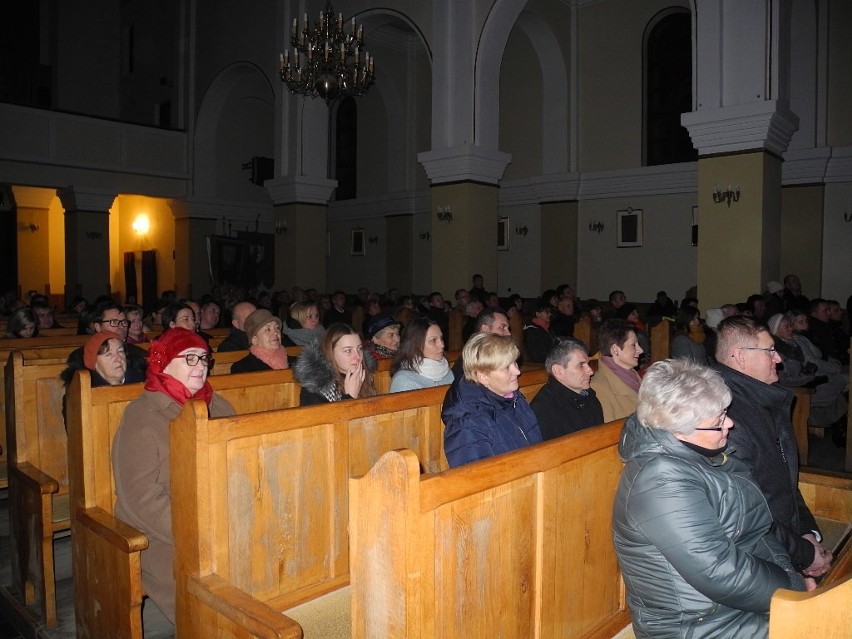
612, 415, 804, 639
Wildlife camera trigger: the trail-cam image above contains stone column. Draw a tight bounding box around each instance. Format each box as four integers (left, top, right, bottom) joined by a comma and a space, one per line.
682, 0, 798, 309
57, 187, 116, 302
266, 175, 337, 292
169, 199, 218, 299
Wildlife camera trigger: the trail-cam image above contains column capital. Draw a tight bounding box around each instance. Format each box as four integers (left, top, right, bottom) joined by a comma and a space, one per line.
418, 145, 511, 185
56, 186, 117, 212
265, 175, 337, 206
682, 100, 799, 157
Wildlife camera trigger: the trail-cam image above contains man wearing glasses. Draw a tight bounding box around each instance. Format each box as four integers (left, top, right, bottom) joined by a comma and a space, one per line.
715, 316, 831, 579
66, 302, 148, 376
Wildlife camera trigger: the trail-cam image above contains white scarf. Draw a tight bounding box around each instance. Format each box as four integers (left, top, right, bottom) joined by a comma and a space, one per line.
416, 356, 450, 381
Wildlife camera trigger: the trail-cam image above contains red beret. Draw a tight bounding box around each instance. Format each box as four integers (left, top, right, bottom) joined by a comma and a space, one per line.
147, 328, 209, 376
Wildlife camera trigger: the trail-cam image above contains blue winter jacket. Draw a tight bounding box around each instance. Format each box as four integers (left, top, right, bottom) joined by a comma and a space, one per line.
441, 378, 542, 468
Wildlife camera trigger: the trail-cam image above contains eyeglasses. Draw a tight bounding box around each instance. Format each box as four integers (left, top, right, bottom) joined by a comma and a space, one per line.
694, 409, 730, 432
183, 353, 213, 367
738, 346, 777, 356
98, 319, 131, 328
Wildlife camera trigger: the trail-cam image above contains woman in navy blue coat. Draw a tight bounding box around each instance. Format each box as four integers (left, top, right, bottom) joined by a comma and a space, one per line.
442, 333, 542, 468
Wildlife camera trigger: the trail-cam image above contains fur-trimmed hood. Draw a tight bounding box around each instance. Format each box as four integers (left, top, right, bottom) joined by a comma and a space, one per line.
293, 340, 376, 396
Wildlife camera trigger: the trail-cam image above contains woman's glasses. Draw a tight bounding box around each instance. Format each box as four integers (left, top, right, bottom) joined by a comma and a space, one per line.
694, 409, 729, 432
183, 353, 213, 367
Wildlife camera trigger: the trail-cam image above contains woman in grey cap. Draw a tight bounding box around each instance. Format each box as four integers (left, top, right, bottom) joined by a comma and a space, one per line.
364, 313, 401, 361
231, 308, 290, 373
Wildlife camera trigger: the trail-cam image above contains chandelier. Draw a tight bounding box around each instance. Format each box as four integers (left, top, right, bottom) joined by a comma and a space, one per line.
280, 2, 375, 103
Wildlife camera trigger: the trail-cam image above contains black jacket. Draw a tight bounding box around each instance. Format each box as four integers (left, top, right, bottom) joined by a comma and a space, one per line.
715, 364, 819, 570
216, 326, 249, 352
530, 379, 603, 441
523, 323, 554, 363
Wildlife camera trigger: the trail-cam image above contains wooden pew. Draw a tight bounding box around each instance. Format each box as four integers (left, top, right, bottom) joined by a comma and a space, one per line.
67, 357, 486, 639
169, 368, 549, 639
6, 357, 301, 633
768, 577, 852, 638
350, 419, 629, 639
648, 318, 670, 364
769, 471, 852, 638
447, 309, 464, 352
4, 353, 68, 627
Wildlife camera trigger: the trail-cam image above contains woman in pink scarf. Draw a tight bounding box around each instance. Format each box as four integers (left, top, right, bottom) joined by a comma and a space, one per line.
232, 308, 290, 373
590, 319, 644, 422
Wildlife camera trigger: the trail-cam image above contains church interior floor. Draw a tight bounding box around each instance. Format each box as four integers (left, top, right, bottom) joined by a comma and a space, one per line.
0, 433, 846, 638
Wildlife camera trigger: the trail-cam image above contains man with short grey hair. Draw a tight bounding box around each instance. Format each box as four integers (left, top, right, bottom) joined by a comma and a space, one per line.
530, 339, 603, 440
715, 316, 831, 578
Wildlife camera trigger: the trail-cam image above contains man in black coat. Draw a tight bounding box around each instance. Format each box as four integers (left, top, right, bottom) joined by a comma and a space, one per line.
216, 301, 256, 351
530, 338, 603, 440
715, 316, 832, 577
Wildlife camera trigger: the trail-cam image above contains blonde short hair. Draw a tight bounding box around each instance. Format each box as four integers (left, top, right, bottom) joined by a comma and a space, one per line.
289, 301, 318, 327
462, 333, 520, 383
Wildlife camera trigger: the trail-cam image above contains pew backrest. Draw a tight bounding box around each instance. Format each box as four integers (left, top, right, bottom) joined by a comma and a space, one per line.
169, 368, 548, 635
349, 418, 629, 639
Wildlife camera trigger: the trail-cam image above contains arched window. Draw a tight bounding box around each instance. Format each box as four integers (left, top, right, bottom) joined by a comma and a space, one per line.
335, 97, 357, 200
645, 10, 696, 166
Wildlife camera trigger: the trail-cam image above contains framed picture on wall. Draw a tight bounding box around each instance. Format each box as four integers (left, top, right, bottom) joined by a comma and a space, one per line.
497, 217, 509, 251
617, 208, 643, 247
351, 229, 366, 256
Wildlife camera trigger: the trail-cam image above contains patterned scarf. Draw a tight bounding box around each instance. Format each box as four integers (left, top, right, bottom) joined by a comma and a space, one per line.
250, 345, 289, 370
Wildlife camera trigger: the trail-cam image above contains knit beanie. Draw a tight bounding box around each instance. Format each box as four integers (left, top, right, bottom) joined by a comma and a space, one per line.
83, 331, 122, 369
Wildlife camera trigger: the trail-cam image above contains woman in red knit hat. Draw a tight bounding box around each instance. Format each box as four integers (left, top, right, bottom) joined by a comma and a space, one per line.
111, 328, 234, 626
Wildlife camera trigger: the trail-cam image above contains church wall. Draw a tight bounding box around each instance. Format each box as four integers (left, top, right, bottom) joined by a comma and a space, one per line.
576, 0, 690, 173
780, 185, 823, 300
500, 24, 543, 181
497, 203, 542, 298
821, 182, 852, 301
577, 193, 697, 305
827, 0, 852, 146
54, 0, 121, 119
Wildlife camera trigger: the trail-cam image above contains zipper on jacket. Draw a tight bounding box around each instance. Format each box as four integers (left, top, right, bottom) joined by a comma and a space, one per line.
776, 437, 787, 464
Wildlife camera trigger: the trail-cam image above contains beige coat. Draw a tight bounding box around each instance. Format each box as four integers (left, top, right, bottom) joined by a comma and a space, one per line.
112, 390, 234, 623
590, 361, 639, 422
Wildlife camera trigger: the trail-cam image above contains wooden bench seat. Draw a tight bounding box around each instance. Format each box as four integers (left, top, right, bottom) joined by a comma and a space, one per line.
350, 419, 630, 639
67, 355, 488, 639
169, 368, 548, 638
6, 358, 302, 632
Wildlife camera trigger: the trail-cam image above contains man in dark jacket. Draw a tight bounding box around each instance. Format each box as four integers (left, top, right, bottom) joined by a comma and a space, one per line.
715, 316, 832, 576
531, 339, 603, 440
216, 301, 256, 351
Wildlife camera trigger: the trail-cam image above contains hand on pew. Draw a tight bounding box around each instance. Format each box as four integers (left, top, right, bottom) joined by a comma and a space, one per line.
803, 533, 833, 578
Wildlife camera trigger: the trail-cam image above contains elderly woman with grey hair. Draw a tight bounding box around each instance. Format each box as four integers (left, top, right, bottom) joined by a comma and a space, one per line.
612, 359, 811, 639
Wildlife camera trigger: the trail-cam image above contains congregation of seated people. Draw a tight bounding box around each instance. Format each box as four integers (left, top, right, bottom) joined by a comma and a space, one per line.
2, 272, 850, 632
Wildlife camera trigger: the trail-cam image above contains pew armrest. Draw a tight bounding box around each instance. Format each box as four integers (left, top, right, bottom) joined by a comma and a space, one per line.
12, 462, 59, 495
77, 507, 149, 553
187, 574, 303, 639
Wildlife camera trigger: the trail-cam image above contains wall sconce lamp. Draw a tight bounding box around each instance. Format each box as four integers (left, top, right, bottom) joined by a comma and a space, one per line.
712, 184, 741, 207
275, 220, 288, 235
436, 205, 453, 223
515, 224, 528, 236
132, 214, 150, 235
368, 235, 378, 244
588, 220, 605, 234
419, 232, 431, 241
